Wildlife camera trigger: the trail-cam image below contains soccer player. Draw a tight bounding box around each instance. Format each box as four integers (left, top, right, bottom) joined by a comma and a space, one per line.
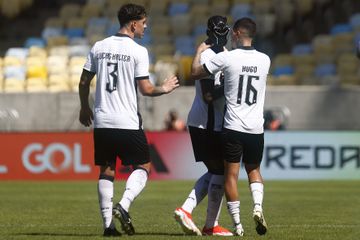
191, 18, 271, 236
174, 16, 233, 236
78, 3, 179, 237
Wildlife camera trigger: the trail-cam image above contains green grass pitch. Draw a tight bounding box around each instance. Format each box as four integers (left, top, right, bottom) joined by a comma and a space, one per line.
0, 180, 359, 239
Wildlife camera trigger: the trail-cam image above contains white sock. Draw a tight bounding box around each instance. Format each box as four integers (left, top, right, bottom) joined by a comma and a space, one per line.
98, 178, 114, 229
205, 174, 224, 228
249, 182, 264, 211
227, 201, 241, 226
182, 172, 212, 213
119, 168, 148, 212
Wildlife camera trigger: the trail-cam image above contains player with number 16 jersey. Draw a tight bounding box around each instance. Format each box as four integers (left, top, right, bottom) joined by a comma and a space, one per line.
204, 46, 270, 134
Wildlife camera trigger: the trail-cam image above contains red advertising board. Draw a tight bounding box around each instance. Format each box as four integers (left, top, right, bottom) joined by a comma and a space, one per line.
0, 132, 200, 180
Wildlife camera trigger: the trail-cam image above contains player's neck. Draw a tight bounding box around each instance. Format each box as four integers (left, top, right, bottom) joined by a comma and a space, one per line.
118, 27, 134, 39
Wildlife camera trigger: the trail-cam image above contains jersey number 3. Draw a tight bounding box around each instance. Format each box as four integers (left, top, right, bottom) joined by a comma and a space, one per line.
106, 63, 118, 93
237, 74, 259, 105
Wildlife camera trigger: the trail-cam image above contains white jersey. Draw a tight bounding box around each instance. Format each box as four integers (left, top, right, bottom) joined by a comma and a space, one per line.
84, 33, 149, 129
187, 48, 225, 132
204, 47, 271, 134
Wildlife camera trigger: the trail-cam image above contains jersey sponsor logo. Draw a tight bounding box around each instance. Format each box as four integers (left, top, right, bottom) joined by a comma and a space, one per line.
21, 143, 91, 173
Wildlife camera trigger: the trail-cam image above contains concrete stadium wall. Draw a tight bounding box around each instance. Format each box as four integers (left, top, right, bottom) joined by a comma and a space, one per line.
0, 86, 359, 131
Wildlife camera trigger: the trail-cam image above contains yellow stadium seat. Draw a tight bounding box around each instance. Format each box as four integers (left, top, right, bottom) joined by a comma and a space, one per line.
4, 56, 23, 66
26, 56, 46, 67
273, 54, 293, 67
3, 78, 25, 92
81, 3, 101, 20
65, 17, 87, 29
49, 46, 70, 57
1, 0, 21, 18
268, 75, 298, 85
47, 36, 69, 48
26, 77, 48, 92
28, 46, 47, 58
59, 3, 81, 19
45, 17, 65, 28
177, 56, 193, 85
26, 65, 47, 79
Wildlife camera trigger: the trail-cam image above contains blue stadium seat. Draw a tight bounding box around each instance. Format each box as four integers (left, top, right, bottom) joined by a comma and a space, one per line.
64, 28, 85, 39
273, 65, 295, 76
168, 3, 189, 16
175, 36, 195, 55
192, 24, 207, 37
230, 3, 254, 20
106, 22, 119, 36
314, 63, 336, 77
291, 44, 312, 55
349, 13, 360, 29
41, 27, 63, 40
330, 23, 352, 35
24, 37, 46, 48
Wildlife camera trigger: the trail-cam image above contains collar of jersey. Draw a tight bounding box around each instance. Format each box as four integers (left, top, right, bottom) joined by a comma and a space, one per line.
114, 33, 132, 38
237, 46, 255, 50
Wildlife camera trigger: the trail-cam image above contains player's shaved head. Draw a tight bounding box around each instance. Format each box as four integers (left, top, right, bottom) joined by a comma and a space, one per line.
233, 17, 256, 39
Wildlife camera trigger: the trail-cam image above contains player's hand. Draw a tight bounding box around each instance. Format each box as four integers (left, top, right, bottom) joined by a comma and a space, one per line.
196, 42, 211, 54
162, 75, 180, 93
79, 107, 93, 127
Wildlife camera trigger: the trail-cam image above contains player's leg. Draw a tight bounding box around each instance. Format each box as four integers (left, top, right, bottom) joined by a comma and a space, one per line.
174, 172, 210, 236
243, 132, 267, 235
113, 129, 150, 235
222, 128, 244, 236
174, 127, 210, 236
94, 128, 121, 236
201, 131, 233, 236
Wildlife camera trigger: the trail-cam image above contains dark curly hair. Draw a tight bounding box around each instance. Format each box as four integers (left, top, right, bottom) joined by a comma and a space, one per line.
117, 3, 147, 27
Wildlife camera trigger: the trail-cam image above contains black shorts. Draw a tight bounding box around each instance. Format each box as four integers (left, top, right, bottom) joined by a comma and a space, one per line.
189, 126, 223, 163
221, 128, 264, 164
93, 128, 150, 166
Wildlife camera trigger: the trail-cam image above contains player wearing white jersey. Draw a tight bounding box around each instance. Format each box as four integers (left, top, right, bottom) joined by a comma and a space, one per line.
174, 16, 233, 237
78, 4, 179, 237
191, 18, 271, 236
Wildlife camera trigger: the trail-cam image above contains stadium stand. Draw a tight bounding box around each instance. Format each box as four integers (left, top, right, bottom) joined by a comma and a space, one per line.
0, 0, 360, 93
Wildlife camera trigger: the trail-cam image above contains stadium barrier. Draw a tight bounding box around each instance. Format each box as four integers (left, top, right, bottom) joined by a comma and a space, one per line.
0, 131, 359, 180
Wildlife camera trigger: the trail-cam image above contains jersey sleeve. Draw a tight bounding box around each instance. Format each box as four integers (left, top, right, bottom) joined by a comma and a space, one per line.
83, 44, 97, 73
204, 51, 227, 75
134, 47, 150, 80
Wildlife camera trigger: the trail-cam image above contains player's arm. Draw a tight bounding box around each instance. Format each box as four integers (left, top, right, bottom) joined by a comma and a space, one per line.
138, 76, 179, 97
79, 69, 95, 127
190, 42, 212, 80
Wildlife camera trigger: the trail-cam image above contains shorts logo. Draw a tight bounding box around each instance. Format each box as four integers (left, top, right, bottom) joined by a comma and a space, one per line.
22, 143, 91, 173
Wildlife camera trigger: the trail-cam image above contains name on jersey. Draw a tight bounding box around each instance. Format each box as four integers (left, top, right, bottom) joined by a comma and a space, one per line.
242, 66, 257, 73
96, 52, 131, 62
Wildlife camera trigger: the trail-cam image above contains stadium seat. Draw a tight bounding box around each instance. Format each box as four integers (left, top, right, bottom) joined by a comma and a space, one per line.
170, 14, 192, 36
268, 75, 297, 85
294, 0, 313, 15
49, 46, 70, 57
65, 17, 87, 29
26, 56, 46, 67
26, 65, 47, 79
175, 36, 195, 55
45, 17, 65, 28
5, 47, 28, 60
168, 2, 189, 16
69, 45, 90, 57
272, 65, 295, 76
0, 0, 21, 18
48, 73, 71, 92
209, 0, 229, 15
64, 28, 85, 39
255, 13, 276, 37
81, 3, 101, 20
177, 56, 193, 85
69, 37, 89, 46
253, 0, 273, 14
230, 3, 253, 20
24, 37, 46, 48
291, 43, 312, 55
330, 23, 352, 35
314, 63, 336, 77
332, 32, 355, 55
28, 46, 47, 58
3, 78, 25, 93
46, 35, 69, 48
59, 3, 81, 20
349, 13, 360, 32
41, 27, 63, 41
4, 56, 23, 66
154, 57, 178, 85
26, 77, 48, 92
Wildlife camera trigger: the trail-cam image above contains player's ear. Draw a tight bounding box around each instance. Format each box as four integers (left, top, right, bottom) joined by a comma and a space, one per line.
130, 21, 137, 32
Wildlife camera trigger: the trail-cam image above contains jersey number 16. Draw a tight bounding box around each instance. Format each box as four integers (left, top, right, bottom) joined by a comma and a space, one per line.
237, 74, 259, 106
